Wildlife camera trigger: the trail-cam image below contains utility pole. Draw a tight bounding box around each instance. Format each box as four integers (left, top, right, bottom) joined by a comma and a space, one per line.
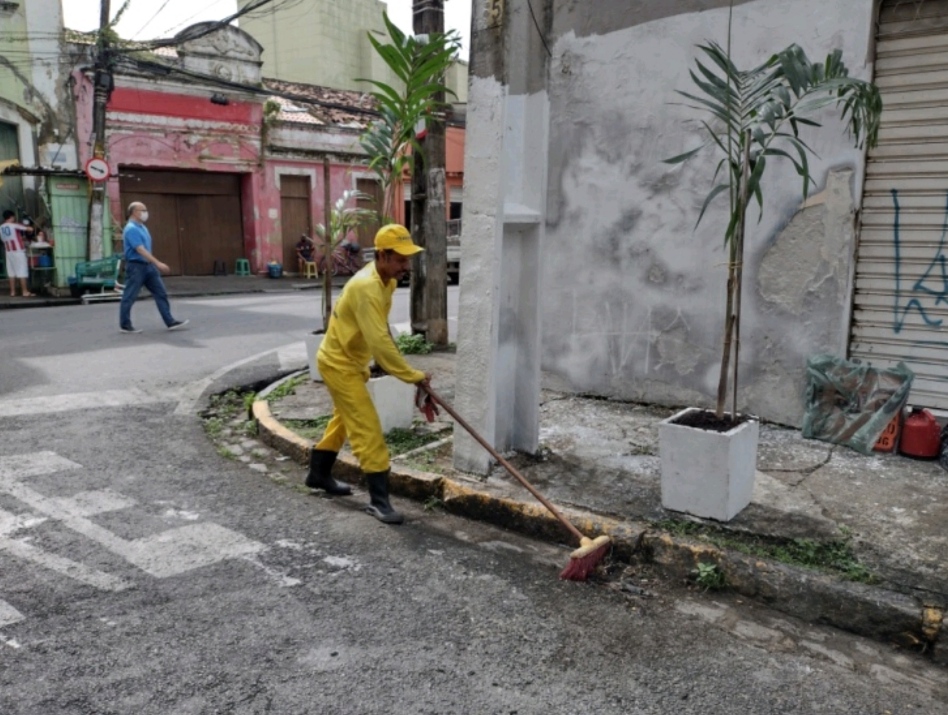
88, 0, 113, 260
410, 0, 449, 346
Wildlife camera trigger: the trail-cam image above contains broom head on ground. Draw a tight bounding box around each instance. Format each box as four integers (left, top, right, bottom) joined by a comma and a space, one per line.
559, 534, 611, 581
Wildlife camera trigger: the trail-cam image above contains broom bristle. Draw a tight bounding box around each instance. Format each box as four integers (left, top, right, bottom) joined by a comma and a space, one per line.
559, 535, 611, 581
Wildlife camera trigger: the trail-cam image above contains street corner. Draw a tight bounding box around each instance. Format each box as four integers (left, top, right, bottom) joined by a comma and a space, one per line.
253, 397, 311, 467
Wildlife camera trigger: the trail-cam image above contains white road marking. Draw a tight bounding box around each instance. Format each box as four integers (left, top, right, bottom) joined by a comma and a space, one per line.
49, 490, 137, 518
0, 536, 133, 592
0, 389, 160, 418
123, 523, 265, 578
0, 599, 25, 628
242, 554, 302, 588
0, 511, 46, 537
0, 452, 81, 480
0, 451, 266, 580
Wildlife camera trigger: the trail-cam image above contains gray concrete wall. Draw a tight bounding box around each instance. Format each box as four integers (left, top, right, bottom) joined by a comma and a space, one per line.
455, 0, 876, 473
538, 0, 876, 426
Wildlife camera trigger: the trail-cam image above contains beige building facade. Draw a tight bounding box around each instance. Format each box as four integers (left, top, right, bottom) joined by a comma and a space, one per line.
237, 0, 468, 101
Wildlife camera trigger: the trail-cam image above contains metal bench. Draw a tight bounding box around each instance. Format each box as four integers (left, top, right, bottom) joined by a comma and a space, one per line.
74, 255, 123, 303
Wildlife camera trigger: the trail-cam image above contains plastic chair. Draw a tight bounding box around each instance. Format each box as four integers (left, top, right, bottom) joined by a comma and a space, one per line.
234, 258, 251, 276
302, 260, 317, 278
213, 259, 226, 276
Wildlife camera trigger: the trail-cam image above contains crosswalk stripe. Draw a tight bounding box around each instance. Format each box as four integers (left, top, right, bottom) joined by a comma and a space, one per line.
0, 389, 160, 417
0, 537, 133, 592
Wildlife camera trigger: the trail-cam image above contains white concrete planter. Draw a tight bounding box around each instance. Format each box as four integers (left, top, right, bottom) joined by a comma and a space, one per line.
367, 375, 415, 434
659, 407, 759, 522
304, 332, 324, 382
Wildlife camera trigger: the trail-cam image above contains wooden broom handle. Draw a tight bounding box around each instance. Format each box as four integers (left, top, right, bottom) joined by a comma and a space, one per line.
422, 384, 585, 543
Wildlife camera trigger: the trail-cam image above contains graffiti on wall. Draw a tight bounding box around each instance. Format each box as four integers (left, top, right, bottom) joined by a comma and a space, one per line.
891, 189, 948, 335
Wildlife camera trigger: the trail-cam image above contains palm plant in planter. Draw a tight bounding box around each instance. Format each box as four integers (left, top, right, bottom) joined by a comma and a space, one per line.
660, 19, 882, 520
358, 12, 460, 223
305, 188, 376, 381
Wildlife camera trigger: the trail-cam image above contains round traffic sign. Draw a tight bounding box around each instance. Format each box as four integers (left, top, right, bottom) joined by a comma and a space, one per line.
85, 158, 110, 182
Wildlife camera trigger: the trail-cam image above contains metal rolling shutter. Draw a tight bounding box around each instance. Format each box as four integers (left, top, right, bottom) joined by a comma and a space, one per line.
851, 0, 948, 410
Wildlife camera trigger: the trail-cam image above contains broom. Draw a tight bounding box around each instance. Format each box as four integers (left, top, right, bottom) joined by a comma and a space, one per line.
420, 384, 611, 581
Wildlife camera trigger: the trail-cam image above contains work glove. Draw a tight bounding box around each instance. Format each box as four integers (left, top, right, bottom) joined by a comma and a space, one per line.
415, 384, 440, 422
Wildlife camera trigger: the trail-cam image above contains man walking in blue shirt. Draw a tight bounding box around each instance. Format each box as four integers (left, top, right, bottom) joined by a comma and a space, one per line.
119, 201, 188, 334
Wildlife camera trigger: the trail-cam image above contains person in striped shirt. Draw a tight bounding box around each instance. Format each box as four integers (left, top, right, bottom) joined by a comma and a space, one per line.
1, 210, 34, 297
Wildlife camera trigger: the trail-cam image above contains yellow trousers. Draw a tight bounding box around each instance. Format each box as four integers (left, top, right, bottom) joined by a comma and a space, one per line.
315, 361, 390, 473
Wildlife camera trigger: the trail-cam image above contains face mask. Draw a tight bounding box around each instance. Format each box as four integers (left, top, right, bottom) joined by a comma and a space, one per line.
140, 211, 149, 223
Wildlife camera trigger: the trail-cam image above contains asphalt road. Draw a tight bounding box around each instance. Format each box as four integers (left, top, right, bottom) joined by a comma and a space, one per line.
0, 291, 945, 714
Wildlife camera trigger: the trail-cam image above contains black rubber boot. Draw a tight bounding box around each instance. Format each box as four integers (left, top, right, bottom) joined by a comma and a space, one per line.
364, 470, 404, 524
305, 449, 352, 495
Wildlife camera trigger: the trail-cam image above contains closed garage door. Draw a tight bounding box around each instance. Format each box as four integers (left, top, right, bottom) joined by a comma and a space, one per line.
851, 0, 948, 410
119, 170, 244, 275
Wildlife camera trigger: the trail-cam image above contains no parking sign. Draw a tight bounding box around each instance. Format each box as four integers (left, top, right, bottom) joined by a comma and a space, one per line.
84, 158, 110, 182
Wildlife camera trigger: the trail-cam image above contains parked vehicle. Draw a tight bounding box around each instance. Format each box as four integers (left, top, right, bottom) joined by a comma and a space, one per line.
359, 219, 460, 285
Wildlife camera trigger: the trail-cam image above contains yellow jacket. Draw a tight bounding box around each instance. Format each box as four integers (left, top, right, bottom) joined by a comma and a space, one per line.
317, 261, 426, 383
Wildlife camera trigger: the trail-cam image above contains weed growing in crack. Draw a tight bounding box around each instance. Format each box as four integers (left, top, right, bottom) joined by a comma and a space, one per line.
204, 417, 225, 439
423, 496, 444, 512
694, 562, 726, 591
654, 518, 875, 583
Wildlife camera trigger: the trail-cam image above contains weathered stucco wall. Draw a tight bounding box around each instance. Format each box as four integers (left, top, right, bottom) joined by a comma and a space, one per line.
539, 0, 876, 426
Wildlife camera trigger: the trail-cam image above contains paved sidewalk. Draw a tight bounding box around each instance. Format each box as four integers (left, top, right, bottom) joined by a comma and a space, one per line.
255, 350, 947, 664
8, 270, 946, 660
0, 273, 333, 310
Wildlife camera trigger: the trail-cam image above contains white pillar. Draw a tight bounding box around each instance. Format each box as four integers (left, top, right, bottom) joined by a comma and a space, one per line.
453, 0, 549, 474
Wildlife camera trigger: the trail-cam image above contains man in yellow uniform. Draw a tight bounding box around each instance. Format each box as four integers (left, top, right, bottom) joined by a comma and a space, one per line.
306, 224, 430, 524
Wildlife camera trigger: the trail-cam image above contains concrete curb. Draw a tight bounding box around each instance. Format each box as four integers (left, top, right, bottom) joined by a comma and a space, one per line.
252, 396, 945, 663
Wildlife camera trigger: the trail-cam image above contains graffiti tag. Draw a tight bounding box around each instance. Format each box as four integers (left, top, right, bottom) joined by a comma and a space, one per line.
891, 188, 948, 334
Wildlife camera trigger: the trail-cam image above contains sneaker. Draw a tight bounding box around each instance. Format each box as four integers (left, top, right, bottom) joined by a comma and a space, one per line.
167, 319, 190, 331
120, 326, 142, 334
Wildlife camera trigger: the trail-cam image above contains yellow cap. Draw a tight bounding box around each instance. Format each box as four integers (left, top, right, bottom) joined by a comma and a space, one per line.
374, 224, 423, 256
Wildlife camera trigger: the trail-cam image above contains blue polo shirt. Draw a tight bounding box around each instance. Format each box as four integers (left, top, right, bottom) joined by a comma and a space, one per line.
123, 220, 152, 263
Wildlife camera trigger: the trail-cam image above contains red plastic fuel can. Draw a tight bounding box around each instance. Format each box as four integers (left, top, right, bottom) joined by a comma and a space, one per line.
899, 408, 941, 459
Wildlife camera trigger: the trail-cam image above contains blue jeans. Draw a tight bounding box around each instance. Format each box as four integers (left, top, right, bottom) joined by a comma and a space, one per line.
119, 261, 174, 328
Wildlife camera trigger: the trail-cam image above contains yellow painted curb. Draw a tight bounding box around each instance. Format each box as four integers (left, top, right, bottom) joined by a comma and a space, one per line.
251, 394, 941, 656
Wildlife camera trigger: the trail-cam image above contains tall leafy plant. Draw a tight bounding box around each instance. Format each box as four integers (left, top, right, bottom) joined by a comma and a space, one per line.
315, 189, 376, 326
358, 12, 460, 222
666, 15, 882, 423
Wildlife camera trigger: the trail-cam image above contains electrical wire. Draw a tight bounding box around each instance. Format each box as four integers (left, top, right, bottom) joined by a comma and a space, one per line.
156, 0, 234, 38
130, 0, 176, 40
525, 0, 552, 57
140, 0, 276, 48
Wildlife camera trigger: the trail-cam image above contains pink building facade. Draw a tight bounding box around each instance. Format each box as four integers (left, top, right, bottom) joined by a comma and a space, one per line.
71, 24, 384, 275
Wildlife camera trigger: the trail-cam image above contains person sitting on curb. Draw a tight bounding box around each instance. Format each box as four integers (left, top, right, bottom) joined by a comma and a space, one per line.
307, 224, 431, 525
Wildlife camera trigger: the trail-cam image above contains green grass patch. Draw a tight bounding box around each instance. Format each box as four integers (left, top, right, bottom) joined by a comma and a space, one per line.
217, 446, 237, 460
395, 333, 434, 355
283, 415, 333, 441
265, 374, 308, 403
653, 518, 875, 583
204, 416, 226, 439
385, 427, 444, 455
